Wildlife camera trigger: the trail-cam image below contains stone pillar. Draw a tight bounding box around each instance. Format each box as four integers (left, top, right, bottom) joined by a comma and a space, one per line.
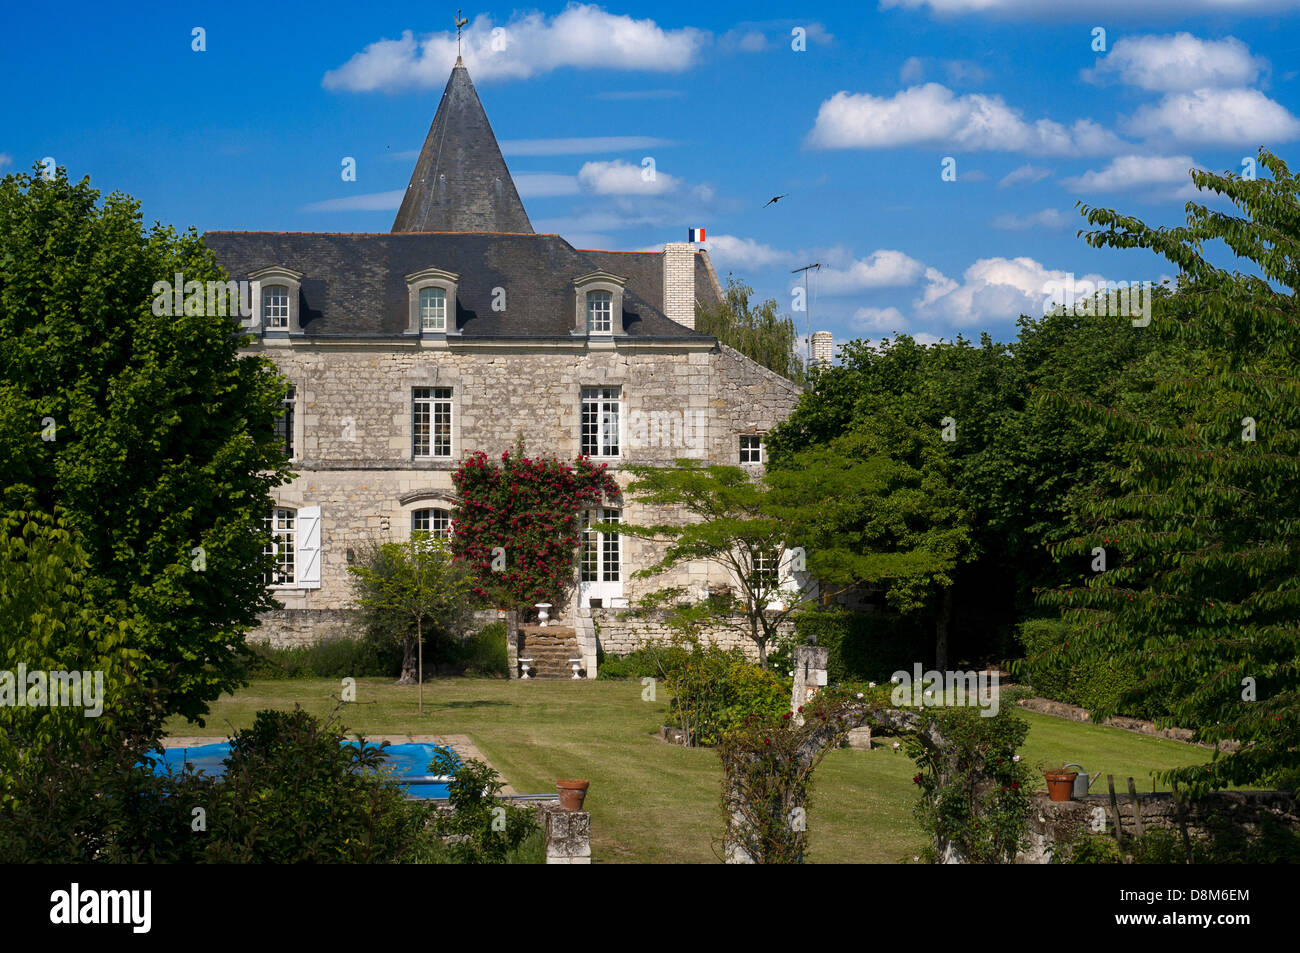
791, 644, 828, 725
543, 807, 591, 864
505, 610, 519, 679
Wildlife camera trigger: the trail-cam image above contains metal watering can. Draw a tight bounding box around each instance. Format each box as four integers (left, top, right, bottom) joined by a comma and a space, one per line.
1063, 763, 1102, 798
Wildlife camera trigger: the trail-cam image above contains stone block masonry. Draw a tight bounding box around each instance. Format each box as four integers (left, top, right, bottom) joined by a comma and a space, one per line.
249, 338, 802, 650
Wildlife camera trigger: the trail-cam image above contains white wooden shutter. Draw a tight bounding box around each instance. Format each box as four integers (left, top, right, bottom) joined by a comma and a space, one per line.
297, 505, 322, 589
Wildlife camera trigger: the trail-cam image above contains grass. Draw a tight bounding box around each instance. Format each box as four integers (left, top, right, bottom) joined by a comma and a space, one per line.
166, 678, 1218, 864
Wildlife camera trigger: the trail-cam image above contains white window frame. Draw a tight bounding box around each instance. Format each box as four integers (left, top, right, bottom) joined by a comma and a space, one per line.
263, 505, 322, 590
579, 508, 622, 607
413, 387, 454, 459
419, 287, 447, 332
586, 290, 613, 334
248, 266, 304, 333
405, 267, 459, 336
740, 434, 764, 465
580, 386, 621, 458
573, 271, 625, 336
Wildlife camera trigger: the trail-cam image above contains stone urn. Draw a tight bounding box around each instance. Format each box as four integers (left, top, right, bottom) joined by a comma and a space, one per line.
535, 602, 552, 626
1044, 769, 1078, 802
556, 779, 590, 812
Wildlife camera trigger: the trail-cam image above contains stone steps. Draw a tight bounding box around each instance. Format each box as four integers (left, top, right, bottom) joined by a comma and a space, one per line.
518, 626, 582, 679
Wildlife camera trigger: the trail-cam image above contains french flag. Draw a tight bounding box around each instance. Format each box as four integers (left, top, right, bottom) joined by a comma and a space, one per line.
687, 227, 705, 243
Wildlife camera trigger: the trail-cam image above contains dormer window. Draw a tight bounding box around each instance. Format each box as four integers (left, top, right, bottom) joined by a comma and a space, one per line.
420, 287, 447, 331
263, 285, 290, 328
573, 271, 626, 337
248, 267, 304, 333
587, 290, 613, 333
405, 267, 459, 335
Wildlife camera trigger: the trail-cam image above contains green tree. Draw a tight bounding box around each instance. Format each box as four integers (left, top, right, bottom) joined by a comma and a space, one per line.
0, 165, 291, 725
348, 535, 475, 710
696, 275, 804, 383
1041, 149, 1300, 792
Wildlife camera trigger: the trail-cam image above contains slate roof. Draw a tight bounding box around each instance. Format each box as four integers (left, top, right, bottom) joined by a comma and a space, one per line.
392, 63, 533, 234
202, 230, 719, 340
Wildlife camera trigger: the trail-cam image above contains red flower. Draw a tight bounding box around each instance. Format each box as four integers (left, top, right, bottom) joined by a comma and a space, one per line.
913, 774, 923, 785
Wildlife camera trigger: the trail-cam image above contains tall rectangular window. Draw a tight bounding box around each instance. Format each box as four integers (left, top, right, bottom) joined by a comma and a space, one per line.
263, 508, 296, 585
586, 290, 613, 333
581, 509, 620, 583
274, 385, 296, 459
413, 387, 453, 458
263, 285, 290, 329
420, 287, 447, 332
580, 386, 620, 457
752, 548, 779, 590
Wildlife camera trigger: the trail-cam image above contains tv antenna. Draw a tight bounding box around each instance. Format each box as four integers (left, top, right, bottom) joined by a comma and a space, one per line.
455, 10, 469, 61
792, 263, 821, 366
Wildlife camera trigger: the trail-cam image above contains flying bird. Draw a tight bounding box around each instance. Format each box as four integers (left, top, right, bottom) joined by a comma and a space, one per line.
763, 194, 788, 208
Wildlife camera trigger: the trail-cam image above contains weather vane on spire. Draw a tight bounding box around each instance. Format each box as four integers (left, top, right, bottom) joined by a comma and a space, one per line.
454, 9, 469, 63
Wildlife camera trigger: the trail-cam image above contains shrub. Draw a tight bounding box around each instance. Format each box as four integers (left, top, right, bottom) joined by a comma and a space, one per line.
1012, 616, 1154, 717
794, 608, 930, 683
655, 640, 790, 747
907, 705, 1035, 864
596, 648, 662, 680
459, 621, 509, 677
424, 750, 539, 864
203, 707, 437, 863
239, 635, 403, 680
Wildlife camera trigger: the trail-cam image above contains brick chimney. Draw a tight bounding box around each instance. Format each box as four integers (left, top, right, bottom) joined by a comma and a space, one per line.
811, 331, 834, 367
662, 242, 696, 330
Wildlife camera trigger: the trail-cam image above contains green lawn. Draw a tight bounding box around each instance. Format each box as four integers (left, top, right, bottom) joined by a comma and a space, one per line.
166, 678, 1217, 864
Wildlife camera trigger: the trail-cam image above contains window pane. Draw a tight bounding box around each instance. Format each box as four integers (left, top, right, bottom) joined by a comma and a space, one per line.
587, 290, 612, 333
420, 287, 446, 331
274, 385, 295, 458
264, 285, 290, 328
264, 507, 296, 585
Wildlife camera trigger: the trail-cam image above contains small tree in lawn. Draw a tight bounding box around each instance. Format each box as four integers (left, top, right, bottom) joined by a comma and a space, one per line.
347, 534, 473, 712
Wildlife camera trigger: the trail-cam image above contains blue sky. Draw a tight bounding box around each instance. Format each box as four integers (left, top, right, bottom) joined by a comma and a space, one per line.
4, 0, 1298, 348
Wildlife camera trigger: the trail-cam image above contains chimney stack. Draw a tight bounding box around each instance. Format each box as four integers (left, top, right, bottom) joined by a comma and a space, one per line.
662, 243, 696, 330
810, 331, 834, 368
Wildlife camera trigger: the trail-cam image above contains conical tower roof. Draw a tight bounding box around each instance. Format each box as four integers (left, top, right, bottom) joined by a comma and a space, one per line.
392, 61, 533, 234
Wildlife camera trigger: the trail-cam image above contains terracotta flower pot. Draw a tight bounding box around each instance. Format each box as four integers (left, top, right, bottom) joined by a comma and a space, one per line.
1044, 770, 1078, 801
556, 779, 590, 811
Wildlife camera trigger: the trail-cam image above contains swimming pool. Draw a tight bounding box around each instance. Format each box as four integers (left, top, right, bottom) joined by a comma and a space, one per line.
145, 741, 458, 799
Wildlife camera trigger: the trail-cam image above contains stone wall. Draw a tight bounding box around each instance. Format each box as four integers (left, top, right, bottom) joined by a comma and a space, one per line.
250, 608, 358, 648
247, 337, 802, 647
1019, 790, 1300, 863
591, 607, 795, 663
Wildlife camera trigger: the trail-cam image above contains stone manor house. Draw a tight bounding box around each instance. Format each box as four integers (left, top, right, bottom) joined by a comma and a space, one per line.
204, 60, 827, 675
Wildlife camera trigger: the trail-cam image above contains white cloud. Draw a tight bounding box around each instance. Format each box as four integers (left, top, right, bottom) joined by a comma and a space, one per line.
1130, 88, 1300, 144
0, 153, 12, 170
911, 332, 946, 345
323, 6, 709, 90
1083, 33, 1268, 91
701, 238, 926, 293
819, 250, 928, 293
991, 208, 1070, 230
515, 173, 581, 197
701, 235, 790, 269
944, 60, 990, 85
998, 164, 1051, 188
900, 57, 925, 83
302, 189, 403, 212
852, 306, 909, 333
914, 257, 1109, 326
1061, 154, 1198, 192
577, 159, 679, 195
806, 83, 1124, 155
878, 0, 1300, 16
502, 136, 673, 156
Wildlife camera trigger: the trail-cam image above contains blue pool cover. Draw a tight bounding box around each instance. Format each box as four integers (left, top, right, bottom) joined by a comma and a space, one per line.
144, 741, 458, 799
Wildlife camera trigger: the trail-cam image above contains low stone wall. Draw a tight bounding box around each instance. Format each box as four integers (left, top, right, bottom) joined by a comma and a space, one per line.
1019, 790, 1300, 863
592, 607, 795, 662
249, 608, 359, 647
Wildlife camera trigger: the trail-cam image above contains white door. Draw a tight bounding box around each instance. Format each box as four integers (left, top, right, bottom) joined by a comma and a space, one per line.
579, 508, 623, 607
